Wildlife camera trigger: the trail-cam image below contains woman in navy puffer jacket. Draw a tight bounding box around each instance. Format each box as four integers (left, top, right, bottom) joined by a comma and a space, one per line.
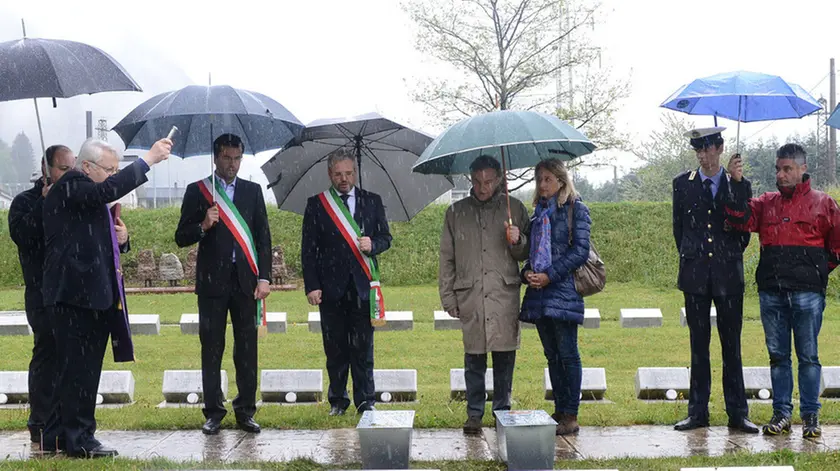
520, 158, 592, 436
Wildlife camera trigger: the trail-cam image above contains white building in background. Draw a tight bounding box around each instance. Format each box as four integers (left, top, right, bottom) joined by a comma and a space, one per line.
0, 188, 12, 209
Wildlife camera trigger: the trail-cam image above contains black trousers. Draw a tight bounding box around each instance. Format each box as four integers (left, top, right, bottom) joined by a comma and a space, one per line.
464, 351, 516, 419
25, 306, 57, 443
685, 292, 749, 420
43, 303, 110, 454
319, 280, 375, 410
198, 269, 258, 421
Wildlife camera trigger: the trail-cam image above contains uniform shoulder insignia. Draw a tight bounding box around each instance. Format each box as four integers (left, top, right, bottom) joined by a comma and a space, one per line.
688, 170, 697, 181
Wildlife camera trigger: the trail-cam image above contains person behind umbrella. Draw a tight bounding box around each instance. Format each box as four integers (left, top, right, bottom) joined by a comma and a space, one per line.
8, 145, 75, 447
40, 137, 171, 458
519, 158, 590, 436
726, 144, 840, 438
301, 147, 392, 416
175, 133, 272, 436
439, 155, 529, 435
671, 127, 758, 434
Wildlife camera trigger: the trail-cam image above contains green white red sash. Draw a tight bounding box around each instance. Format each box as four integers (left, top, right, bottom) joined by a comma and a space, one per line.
318, 187, 385, 324
197, 177, 266, 330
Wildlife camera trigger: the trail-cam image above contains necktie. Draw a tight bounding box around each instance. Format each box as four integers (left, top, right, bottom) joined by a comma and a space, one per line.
340, 193, 350, 212
703, 179, 714, 201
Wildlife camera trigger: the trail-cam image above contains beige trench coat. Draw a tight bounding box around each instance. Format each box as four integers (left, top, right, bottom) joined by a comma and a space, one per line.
439, 191, 530, 354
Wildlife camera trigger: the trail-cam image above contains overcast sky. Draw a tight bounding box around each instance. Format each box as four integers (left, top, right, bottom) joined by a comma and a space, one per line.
1, 0, 838, 191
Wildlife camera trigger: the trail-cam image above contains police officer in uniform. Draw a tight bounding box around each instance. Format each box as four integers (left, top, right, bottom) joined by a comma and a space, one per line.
672, 127, 759, 433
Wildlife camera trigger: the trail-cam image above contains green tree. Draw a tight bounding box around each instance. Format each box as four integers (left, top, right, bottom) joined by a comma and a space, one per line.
0, 138, 13, 184
11, 132, 36, 185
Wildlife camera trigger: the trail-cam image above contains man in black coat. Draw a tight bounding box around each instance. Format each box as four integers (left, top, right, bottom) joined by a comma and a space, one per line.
672, 126, 758, 433
175, 134, 272, 436
8, 145, 75, 445
41, 138, 171, 458
302, 147, 392, 416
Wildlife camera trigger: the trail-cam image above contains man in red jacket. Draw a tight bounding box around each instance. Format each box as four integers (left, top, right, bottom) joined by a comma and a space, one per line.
726, 144, 840, 438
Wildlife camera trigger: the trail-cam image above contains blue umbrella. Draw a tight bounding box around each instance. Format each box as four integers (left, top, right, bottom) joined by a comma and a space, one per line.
661, 70, 821, 150
828, 105, 840, 129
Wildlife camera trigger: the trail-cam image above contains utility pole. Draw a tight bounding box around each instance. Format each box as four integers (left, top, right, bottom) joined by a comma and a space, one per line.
95, 118, 108, 141
829, 58, 836, 184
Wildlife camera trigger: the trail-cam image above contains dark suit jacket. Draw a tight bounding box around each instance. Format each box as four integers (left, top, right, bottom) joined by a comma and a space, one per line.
9, 181, 45, 311
301, 187, 392, 302
42, 161, 148, 310
672, 169, 752, 297
175, 176, 272, 298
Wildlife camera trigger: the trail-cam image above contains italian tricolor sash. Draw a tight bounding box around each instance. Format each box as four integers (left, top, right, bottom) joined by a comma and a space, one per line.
197, 177, 267, 334
318, 187, 385, 326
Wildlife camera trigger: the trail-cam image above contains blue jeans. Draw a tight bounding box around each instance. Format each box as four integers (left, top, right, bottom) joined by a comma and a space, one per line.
759, 291, 825, 418
535, 316, 582, 415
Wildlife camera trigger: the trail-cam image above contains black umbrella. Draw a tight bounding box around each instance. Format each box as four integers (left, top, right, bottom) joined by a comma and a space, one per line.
0, 20, 142, 155
112, 84, 304, 200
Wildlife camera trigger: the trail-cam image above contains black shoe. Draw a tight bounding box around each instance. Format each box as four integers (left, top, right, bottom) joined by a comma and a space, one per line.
463, 416, 483, 435
202, 417, 222, 435
357, 402, 376, 413
803, 413, 821, 438
674, 416, 709, 431
728, 417, 760, 434
236, 417, 261, 434
329, 406, 346, 416
762, 413, 791, 436
68, 444, 119, 459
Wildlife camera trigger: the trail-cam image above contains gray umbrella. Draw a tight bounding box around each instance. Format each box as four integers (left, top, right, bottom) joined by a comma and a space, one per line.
0, 20, 142, 155
262, 112, 453, 222
111, 85, 304, 159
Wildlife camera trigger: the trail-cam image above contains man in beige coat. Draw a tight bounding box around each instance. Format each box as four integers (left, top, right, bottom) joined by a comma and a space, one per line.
439, 155, 530, 435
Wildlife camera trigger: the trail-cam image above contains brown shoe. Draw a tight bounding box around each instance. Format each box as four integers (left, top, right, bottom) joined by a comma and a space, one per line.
555, 413, 580, 435
463, 416, 483, 435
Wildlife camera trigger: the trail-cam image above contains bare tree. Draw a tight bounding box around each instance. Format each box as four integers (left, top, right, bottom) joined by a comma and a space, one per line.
404, 0, 630, 155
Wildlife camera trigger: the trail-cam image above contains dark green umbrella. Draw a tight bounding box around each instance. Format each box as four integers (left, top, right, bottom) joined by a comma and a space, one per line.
412, 109, 596, 221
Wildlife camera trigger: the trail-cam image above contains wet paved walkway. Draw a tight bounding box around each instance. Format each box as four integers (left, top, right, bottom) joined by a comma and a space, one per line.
2, 426, 839, 464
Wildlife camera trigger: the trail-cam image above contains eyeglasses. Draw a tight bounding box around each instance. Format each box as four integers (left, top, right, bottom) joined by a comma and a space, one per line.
88, 160, 119, 175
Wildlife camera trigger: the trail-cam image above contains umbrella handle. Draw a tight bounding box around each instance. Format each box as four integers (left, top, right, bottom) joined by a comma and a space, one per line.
500, 146, 515, 244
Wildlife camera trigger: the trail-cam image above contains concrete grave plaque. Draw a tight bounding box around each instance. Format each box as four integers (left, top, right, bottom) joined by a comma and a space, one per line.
583, 308, 601, 329
0, 314, 31, 336
308, 312, 321, 333
620, 309, 663, 328
260, 369, 323, 403
374, 369, 417, 402
161, 370, 227, 404
357, 410, 415, 469
545, 367, 607, 401
266, 312, 287, 334
98, 370, 135, 404
680, 307, 717, 328
742, 367, 773, 399
433, 310, 460, 330
494, 410, 556, 471
0, 371, 28, 404
180, 314, 199, 335
376, 311, 414, 331
635, 367, 690, 400
821, 366, 840, 397
450, 368, 494, 400
128, 314, 160, 335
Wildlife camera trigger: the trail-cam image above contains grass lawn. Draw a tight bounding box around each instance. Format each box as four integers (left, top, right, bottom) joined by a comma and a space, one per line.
3, 451, 840, 470
2, 282, 840, 433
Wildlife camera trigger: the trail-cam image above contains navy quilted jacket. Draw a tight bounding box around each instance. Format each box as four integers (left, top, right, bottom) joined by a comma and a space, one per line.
519, 196, 592, 324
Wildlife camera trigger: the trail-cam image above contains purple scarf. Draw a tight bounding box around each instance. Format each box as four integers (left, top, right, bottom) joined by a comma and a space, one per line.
530, 197, 557, 273
107, 207, 134, 362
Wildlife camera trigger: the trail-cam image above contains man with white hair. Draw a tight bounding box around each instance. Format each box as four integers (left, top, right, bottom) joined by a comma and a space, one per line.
40, 137, 171, 458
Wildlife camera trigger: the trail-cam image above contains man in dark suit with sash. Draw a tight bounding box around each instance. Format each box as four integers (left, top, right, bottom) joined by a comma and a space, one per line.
301, 147, 392, 416
176, 133, 272, 436
672, 126, 758, 433
41, 137, 171, 458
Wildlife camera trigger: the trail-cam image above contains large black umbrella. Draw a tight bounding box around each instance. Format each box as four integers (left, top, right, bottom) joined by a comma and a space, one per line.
0, 20, 142, 154
262, 112, 453, 222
